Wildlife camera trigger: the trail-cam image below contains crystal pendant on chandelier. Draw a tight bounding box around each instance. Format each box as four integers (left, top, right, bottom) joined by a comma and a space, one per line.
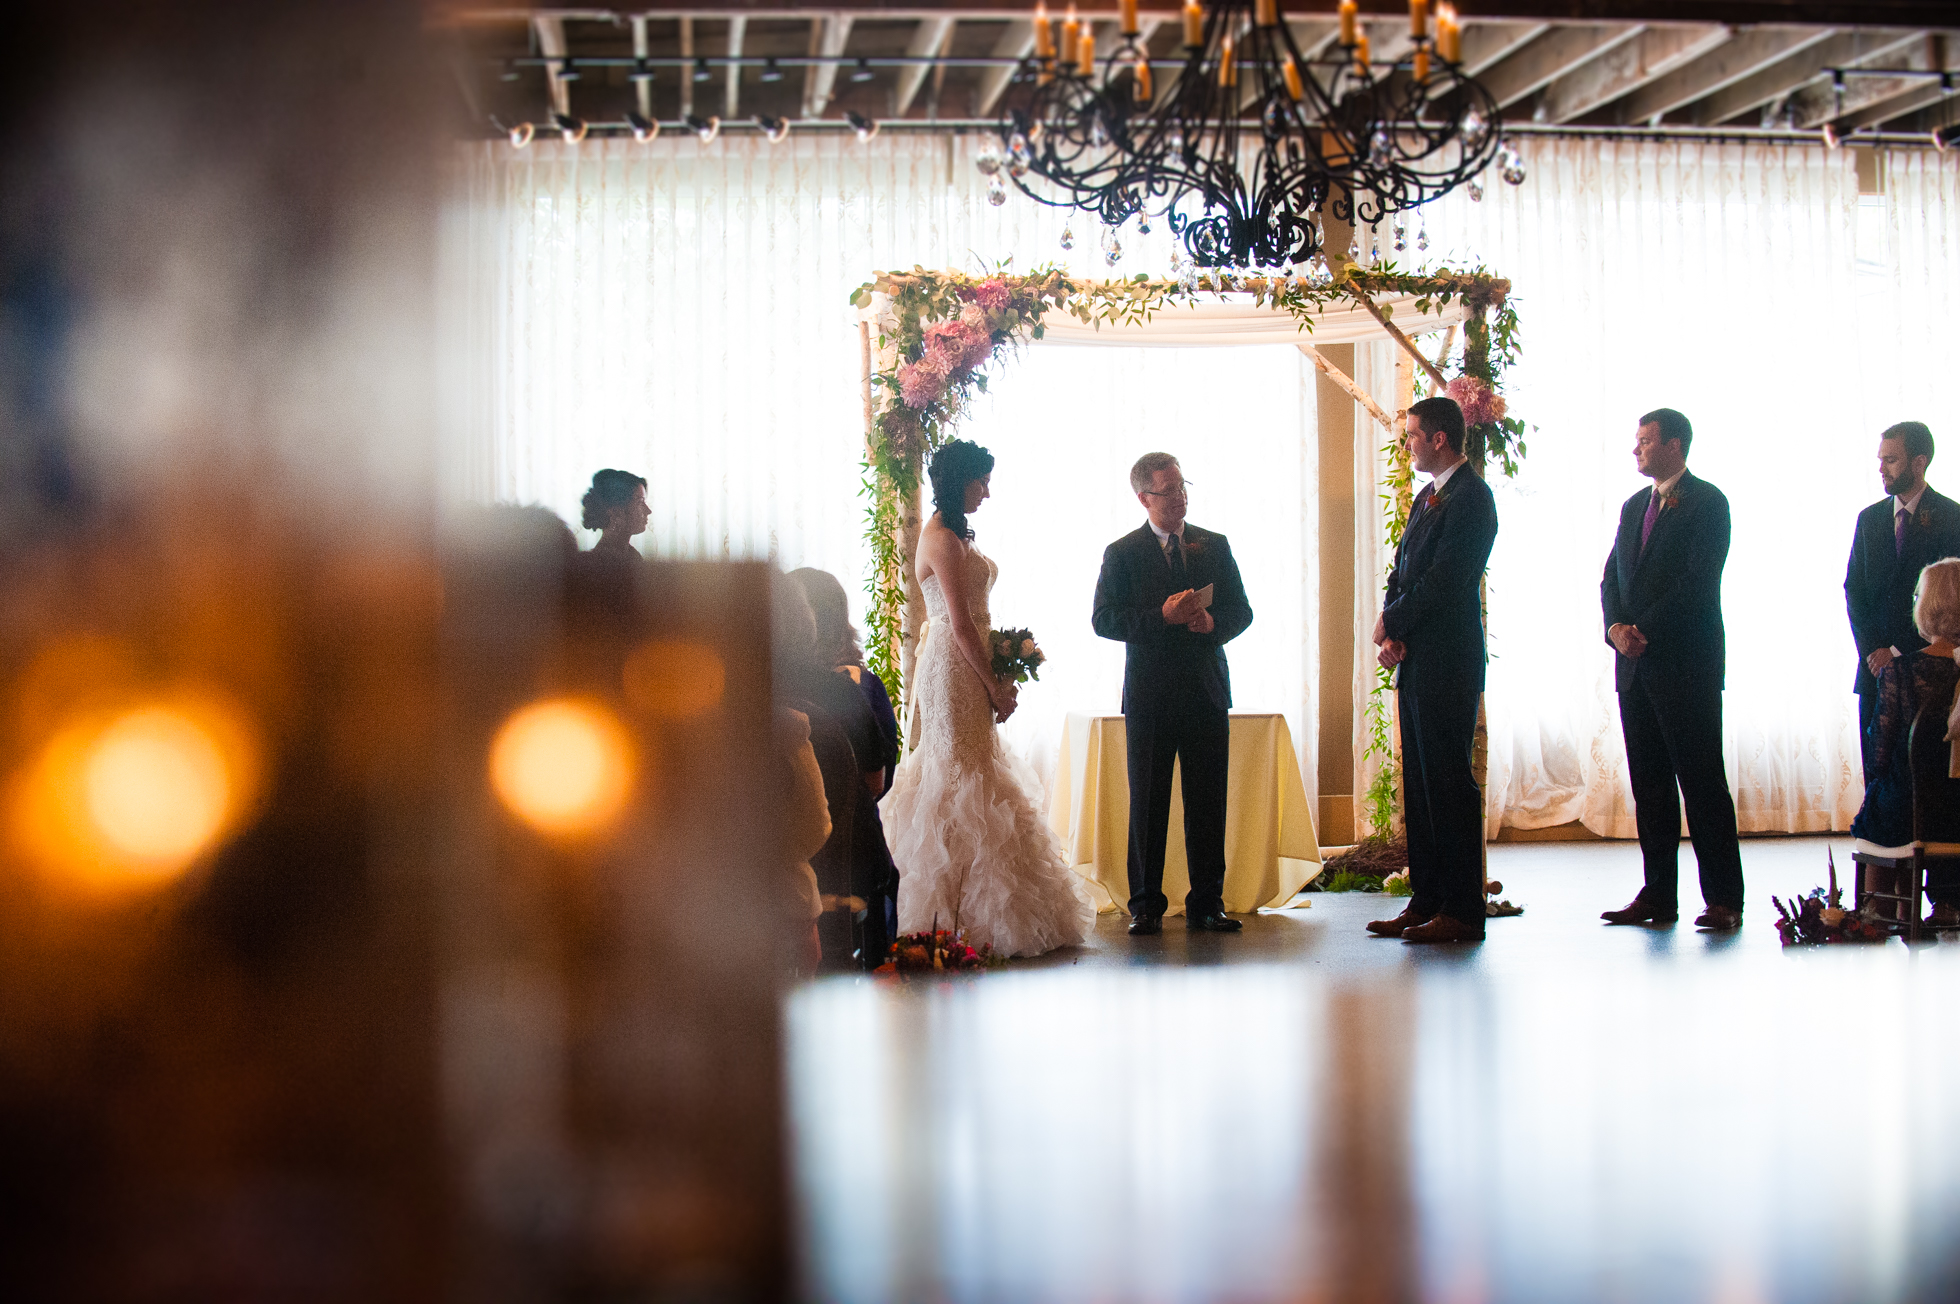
987, 174, 1008, 206
1137, 212, 1152, 234
1392, 218, 1407, 253
1462, 107, 1489, 149
1416, 219, 1430, 253
1060, 224, 1076, 251
1090, 118, 1109, 149
1468, 179, 1484, 202
976, 147, 1003, 177
1101, 226, 1123, 266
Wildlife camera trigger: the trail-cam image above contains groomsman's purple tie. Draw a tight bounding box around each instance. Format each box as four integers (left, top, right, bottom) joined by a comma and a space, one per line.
1896, 504, 1910, 557
1410, 482, 1435, 525
1639, 487, 1663, 552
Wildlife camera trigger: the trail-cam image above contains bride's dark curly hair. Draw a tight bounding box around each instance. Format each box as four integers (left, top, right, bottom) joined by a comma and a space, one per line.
929, 439, 995, 542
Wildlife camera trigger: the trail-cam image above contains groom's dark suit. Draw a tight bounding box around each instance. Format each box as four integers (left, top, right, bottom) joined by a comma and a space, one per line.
1845, 485, 1960, 775
1092, 523, 1253, 918
1600, 469, 1744, 913
1382, 464, 1498, 927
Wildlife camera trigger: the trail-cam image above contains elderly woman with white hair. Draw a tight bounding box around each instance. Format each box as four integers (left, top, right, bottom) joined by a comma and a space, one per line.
1852, 558, 1960, 924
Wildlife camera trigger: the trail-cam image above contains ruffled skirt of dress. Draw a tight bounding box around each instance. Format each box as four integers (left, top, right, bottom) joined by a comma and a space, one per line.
884, 729, 1094, 959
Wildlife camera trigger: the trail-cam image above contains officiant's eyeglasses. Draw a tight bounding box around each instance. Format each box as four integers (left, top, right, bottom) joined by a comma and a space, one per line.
1141, 480, 1191, 500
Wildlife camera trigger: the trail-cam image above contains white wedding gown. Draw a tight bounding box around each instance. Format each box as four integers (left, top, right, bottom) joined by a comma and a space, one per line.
883, 545, 1094, 958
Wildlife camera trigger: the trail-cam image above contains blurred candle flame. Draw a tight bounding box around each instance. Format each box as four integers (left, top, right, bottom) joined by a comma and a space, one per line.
489, 698, 637, 837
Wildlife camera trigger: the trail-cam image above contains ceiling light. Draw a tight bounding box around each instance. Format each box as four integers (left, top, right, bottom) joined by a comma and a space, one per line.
1932, 123, 1960, 153
554, 111, 588, 144
558, 56, 580, 82
845, 110, 879, 142
685, 114, 722, 143
508, 121, 534, 149
500, 59, 522, 83
851, 58, 876, 83
694, 58, 713, 83
758, 114, 791, 143
627, 111, 660, 143
760, 59, 784, 83
629, 58, 654, 84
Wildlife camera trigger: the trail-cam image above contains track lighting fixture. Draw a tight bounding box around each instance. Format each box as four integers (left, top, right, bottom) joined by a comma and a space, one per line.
685, 114, 721, 143
694, 58, 712, 83
629, 58, 654, 84
758, 114, 791, 143
845, 110, 879, 142
1933, 123, 1960, 153
850, 58, 875, 83
627, 111, 659, 143
499, 59, 521, 83
554, 112, 588, 144
558, 56, 580, 82
759, 59, 784, 83
507, 121, 534, 149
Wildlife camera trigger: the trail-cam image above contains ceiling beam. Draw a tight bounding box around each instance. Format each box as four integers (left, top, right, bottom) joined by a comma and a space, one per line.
1458, 22, 1553, 77
1540, 22, 1732, 121
1610, 26, 1834, 122
803, 14, 854, 118
1690, 27, 1931, 123
1832, 75, 1959, 129
1477, 24, 1645, 109
894, 16, 955, 115
1788, 30, 1940, 124
972, 19, 1034, 116
531, 13, 572, 117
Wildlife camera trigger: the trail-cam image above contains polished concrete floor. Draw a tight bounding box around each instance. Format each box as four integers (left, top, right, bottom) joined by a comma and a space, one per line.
788, 837, 1960, 1303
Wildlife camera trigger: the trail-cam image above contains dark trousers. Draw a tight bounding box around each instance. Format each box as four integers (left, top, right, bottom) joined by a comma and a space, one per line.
1398, 688, 1485, 926
1125, 699, 1230, 917
1618, 676, 1745, 911
1857, 686, 1880, 783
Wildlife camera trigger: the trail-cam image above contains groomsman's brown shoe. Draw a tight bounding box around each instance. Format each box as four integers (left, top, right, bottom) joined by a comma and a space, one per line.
1694, 905, 1742, 931
1402, 914, 1485, 943
1366, 906, 1432, 938
1601, 896, 1677, 925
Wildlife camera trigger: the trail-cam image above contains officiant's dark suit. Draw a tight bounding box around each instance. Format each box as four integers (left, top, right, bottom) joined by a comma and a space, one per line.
1092, 464, 1253, 927
1600, 413, 1744, 922
1844, 425, 1960, 777
1380, 437, 1499, 934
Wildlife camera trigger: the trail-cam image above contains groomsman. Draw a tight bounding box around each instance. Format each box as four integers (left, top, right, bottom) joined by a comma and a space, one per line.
1845, 421, 1960, 777
1600, 408, 1745, 930
1368, 396, 1499, 944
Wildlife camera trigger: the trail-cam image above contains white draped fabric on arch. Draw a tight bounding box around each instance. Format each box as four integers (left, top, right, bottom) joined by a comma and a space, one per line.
443, 132, 1960, 837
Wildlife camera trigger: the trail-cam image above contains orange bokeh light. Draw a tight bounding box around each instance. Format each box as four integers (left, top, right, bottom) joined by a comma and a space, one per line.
488, 698, 638, 837
12, 691, 263, 891
622, 640, 726, 721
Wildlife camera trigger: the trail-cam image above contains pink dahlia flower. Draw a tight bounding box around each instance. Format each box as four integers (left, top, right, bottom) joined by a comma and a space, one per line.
1446, 374, 1509, 427
898, 351, 952, 408
974, 278, 1012, 313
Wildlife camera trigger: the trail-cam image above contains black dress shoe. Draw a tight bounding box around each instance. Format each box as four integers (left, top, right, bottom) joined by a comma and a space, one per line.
1185, 911, 1243, 933
1601, 896, 1678, 925
1128, 913, 1163, 936
1694, 905, 1742, 931
1367, 905, 1433, 938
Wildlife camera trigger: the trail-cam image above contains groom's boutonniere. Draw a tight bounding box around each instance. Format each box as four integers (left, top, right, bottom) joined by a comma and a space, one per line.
1657, 488, 1682, 514
1182, 534, 1205, 558
1919, 506, 1935, 530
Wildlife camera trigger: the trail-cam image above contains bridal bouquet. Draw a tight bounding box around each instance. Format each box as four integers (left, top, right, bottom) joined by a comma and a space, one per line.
989, 627, 1045, 684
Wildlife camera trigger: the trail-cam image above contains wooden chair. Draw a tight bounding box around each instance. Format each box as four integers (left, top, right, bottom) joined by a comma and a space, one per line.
1853, 688, 1960, 942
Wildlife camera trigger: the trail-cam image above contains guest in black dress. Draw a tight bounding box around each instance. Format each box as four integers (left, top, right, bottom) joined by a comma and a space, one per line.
775, 576, 890, 970
1852, 559, 1960, 922
789, 568, 902, 957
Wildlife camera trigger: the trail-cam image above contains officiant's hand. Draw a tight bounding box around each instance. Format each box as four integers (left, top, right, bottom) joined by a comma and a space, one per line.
1372, 613, 1387, 645
1163, 589, 1204, 625
1609, 623, 1648, 658
1186, 608, 1215, 635
1377, 639, 1406, 669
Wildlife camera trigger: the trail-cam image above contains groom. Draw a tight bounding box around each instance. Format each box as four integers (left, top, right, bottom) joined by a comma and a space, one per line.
1092, 453, 1254, 936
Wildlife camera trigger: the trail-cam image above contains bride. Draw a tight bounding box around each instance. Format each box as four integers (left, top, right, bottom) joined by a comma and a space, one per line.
883, 439, 1095, 957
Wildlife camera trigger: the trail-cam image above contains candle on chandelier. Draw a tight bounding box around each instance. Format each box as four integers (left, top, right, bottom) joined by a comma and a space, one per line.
1354, 31, 1371, 71
1183, 0, 1204, 49
1136, 58, 1153, 99
1438, 5, 1461, 61
1413, 46, 1430, 82
1218, 32, 1237, 86
1061, 5, 1080, 64
1281, 53, 1304, 100
1409, 0, 1429, 39
1120, 0, 1139, 36
1078, 27, 1096, 76
1033, 2, 1054, 57
1338, 0, 1359, 47
1255, 0, 1278, 27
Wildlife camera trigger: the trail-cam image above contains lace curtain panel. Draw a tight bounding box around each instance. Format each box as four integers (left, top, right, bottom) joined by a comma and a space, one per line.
444, 135, 1960, 836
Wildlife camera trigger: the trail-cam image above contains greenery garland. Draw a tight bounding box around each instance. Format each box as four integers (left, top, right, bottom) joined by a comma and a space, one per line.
849, 264, 1523, 829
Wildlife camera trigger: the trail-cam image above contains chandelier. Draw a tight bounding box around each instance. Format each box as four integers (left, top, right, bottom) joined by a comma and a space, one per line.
984, 0, 1502, 269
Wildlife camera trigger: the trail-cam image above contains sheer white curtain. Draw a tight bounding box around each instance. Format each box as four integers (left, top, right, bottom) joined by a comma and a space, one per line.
1412, 138, 1959, 835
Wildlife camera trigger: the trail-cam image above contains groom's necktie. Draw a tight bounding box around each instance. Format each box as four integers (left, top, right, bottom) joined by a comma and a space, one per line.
1409, 482, 1435, 527
1166, 532, 1186, 578
1640, 488, 1663, 553
1896, 503, 1910, 557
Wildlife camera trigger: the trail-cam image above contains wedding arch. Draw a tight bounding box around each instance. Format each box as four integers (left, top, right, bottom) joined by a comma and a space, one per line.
849, 262, 1522, 841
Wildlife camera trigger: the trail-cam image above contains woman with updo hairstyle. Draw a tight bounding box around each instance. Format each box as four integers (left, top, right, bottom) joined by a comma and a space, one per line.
879, 438, 1094, 958
1853, 557, 1960, 924
580, 469, 650, 553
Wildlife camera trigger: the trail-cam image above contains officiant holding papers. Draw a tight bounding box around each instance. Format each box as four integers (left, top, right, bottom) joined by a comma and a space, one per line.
1092, 453, 1254, 937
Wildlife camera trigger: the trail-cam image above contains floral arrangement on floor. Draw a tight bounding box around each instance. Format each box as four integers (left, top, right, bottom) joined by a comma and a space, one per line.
877, 927, 1004, 975
989, 627, 1045, 684
1773, 850, 1890, 945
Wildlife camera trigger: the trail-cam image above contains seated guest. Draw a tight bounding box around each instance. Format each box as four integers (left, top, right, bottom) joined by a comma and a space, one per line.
1852, 558, 1960, 924
774, 577, 887, 970
788, 567, 901, 961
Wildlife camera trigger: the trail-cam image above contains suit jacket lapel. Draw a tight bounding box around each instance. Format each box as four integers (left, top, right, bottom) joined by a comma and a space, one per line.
1632, 473, 1691, 578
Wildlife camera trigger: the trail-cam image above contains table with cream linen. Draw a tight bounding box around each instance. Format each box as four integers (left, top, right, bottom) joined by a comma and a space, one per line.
1046, 712, 1320, 916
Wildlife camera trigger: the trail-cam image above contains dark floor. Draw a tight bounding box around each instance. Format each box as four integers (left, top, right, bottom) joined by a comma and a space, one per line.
789, 837, 1960, 1303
